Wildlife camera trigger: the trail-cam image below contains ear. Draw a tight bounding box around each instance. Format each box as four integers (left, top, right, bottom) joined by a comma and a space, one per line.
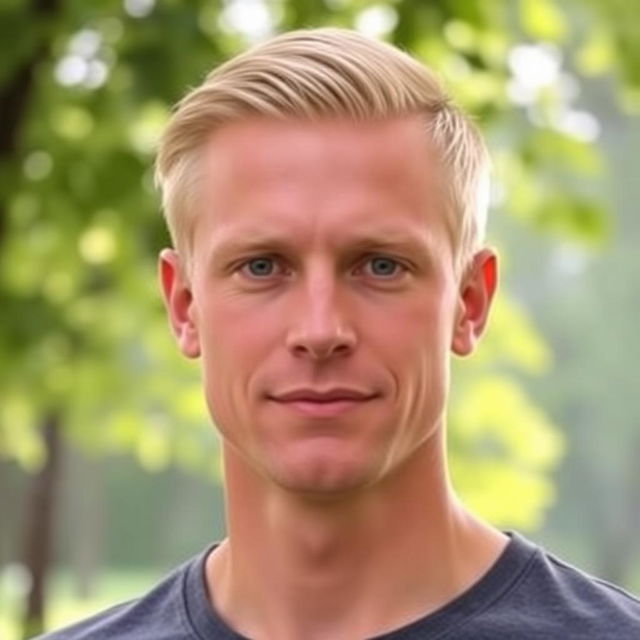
159, 248, 201, 358
451, 248, 498, 357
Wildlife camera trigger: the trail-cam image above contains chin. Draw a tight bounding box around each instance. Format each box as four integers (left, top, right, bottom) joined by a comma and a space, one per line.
274, 475, 375, 500
265, 448, 382, 498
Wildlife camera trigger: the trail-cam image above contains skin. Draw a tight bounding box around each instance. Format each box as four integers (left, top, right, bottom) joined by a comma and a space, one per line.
160, 115, 507, 640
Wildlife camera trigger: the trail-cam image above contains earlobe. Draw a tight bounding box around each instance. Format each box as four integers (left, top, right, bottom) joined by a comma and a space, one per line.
451, 248, 498, 357
159, 248, 201, 359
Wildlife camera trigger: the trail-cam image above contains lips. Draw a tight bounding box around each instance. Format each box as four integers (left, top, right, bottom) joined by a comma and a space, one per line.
270, 388, 377, 403
268, 388, 378, 418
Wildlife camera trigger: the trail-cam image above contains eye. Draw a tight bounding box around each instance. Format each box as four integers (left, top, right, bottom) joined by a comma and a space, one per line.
361, 255, 407, 279
238, 256, 285, 279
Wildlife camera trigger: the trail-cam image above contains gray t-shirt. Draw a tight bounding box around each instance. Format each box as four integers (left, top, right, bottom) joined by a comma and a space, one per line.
34, 532, 640, 639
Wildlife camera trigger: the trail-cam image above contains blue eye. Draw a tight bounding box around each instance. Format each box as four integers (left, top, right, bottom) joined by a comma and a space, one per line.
243, 257, 278, 277
365, 256, 404, 278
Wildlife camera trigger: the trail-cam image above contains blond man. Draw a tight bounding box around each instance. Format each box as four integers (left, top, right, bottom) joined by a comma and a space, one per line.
38, 28, 640, 640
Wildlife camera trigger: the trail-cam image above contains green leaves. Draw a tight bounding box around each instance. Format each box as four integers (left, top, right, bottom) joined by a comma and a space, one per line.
520, 0, 568, 43
450, 374, 564, 528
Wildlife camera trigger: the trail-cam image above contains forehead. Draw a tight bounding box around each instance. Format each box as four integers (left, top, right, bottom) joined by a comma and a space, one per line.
192, 116, 450, 257
201, 115, 440, 193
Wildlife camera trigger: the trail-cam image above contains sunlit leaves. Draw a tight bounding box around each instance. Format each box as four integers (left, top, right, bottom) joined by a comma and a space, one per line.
470, 295, 553, 374
127, 101, 170, 155
0, 394, 44, 472
519, 0, 568, 43
450, 375, 564, 528
50, 106, 95, 141
450, 290, 560, 529
575, 27, 615, 77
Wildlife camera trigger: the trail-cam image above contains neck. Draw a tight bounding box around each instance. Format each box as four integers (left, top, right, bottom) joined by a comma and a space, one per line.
206, 432, 508, 640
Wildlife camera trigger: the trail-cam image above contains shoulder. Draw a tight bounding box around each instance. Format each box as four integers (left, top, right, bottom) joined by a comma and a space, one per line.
479, 533, 640, 638
31, 550, 204, 640
32, 600, 136, 640
540, 550, 640, 621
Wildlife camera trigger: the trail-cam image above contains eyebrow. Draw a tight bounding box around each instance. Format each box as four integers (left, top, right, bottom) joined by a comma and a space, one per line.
209, 230, 434, 262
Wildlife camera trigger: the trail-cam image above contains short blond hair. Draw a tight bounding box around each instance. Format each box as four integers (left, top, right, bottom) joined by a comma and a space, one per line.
155, 28, 490, 276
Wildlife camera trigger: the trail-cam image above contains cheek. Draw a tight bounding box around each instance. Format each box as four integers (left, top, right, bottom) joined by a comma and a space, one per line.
373, 291, 453, 423
196, 290, 277, 362
194, 295, 280, 422
375, 290, 452, 363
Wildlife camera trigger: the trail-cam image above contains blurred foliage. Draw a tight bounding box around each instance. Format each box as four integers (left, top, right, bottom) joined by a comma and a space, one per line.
450, 294, 563, 529
1, 0, 639, 529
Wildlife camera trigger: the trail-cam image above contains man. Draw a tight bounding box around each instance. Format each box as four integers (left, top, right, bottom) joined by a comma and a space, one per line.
38, 28, 640, 639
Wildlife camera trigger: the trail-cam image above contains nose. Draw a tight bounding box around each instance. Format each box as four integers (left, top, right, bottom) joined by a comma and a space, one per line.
285, 275, 357, 361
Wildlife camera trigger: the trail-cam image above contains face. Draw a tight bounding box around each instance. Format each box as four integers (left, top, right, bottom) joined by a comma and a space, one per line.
161, 116, 496, 496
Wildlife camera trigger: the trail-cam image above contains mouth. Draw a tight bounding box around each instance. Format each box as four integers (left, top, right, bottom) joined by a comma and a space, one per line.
268, 395, 378, 418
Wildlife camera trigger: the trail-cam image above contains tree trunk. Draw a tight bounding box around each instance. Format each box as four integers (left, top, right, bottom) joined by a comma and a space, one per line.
21, 412, 63, 639
0, 0, 61, 246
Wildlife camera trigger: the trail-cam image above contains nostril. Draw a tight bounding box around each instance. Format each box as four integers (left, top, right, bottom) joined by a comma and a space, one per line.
291, 340, 354, 360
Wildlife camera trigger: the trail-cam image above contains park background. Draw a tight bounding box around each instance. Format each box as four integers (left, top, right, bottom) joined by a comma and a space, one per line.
1, 0, 639, 637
